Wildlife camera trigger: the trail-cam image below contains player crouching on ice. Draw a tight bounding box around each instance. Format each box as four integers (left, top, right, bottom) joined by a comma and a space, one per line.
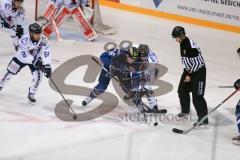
123, 44, 166, 113
82, 45, 166, 114
232, 79, 240, 145
0, 0, 25, 51
0, 23, 52, 105
82, 47, 139, 108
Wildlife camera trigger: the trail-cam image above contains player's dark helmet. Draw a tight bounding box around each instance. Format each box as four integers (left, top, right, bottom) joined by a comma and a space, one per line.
172, 26, 185, 38
128, 47, 139, 60
29, 23, 42, 34
139, 44, 149, 58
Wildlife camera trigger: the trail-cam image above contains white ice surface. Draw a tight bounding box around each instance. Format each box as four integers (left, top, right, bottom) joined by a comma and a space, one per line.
0, 1, 239, 160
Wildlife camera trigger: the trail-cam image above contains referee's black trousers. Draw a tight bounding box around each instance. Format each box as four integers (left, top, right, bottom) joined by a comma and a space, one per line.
178, 66, 208, 123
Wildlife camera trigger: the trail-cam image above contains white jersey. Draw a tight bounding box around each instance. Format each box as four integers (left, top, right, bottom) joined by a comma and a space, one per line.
51, 0, 88, 9
15, 34, 51, 65
148, 50, 158, 64
0, 0, 25, 27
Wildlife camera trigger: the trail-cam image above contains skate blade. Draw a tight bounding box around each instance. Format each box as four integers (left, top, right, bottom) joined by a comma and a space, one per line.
28, 100, 36, 105
194, 125, 209, 129
232, 140, 240, 145
178, 116, 191, 121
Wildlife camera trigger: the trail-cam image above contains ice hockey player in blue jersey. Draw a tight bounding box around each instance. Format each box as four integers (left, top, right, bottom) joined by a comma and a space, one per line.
232, 79, 240, 145
0, 23, 52, 105
82, 46, 139, 107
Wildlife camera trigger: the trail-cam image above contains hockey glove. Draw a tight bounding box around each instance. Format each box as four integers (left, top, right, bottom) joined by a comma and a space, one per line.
234, 79, 240, 90
43, 64, 52, 78
16, 25, 24, 39
110, 65, 117, 73
105, 72, 113, 79
105, 65, 116, 78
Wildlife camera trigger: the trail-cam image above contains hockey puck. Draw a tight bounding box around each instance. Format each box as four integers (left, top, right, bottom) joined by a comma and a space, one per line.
154, 122, 158, 126
72, 114, 77, 120
82, 101, 87, 106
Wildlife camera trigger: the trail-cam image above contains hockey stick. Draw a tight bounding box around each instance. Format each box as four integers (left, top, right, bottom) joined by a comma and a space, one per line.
208, 85, 234, 89
49, 77, 77, 120
172, 89, 239, 134
91, 56, 149, 122
40, 20, 50, 29
39, 17, 62, 41
50, 19, 62, 42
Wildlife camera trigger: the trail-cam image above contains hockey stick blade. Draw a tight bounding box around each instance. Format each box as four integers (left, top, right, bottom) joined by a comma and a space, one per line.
208, 85, 234, 89
172, 128, 184, 134
158, 109, 167, 114
145, 109, 167, 114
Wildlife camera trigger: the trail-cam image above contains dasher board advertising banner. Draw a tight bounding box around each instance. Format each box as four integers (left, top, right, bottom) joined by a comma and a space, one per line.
120, 0, 240, 27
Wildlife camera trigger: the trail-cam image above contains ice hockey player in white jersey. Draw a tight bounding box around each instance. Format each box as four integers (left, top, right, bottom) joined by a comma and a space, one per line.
0, 0, 25, 51
127, 44, 166, 113
0, 23, 52, 105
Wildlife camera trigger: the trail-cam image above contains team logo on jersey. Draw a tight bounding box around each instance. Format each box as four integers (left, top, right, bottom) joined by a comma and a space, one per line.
5, 4, 11, 10
153, 0, 163, 8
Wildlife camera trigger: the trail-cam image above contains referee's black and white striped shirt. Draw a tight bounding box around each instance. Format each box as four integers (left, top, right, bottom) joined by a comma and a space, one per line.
180, 37, 205, 73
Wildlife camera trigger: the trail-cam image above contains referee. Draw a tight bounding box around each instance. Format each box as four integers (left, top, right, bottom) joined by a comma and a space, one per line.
172, 26, 208, 126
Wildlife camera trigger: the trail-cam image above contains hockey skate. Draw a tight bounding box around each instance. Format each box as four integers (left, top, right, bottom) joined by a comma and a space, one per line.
28, 94, 36, 105
232, 135, 240, 145
177, 113, 190, 119
82, 96, 95, 106
0, 87, 2, 92
193, 120, 209, 129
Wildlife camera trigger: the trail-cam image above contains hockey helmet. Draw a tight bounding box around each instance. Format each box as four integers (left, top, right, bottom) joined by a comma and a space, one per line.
29, 23, 42, 34
138, 44, 149, 58
128, 47, 139, 60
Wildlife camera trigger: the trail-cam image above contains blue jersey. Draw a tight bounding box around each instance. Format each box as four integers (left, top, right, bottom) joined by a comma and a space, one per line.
94, 49, 128, 94
100, 49, 123, 65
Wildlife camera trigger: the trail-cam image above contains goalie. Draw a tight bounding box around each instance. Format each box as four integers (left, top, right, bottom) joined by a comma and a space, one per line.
42, 0, 96, 41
